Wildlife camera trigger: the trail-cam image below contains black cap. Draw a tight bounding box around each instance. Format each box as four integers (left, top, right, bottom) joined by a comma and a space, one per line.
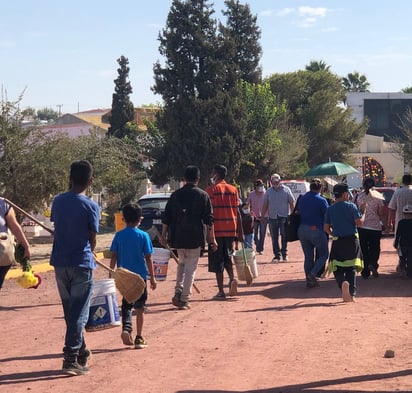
333, 183, 349, 197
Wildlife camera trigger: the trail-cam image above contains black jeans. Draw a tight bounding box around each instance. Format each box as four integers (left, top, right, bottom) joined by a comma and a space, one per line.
358, 227, 381, 278
333, 266, 357, 296
400, 247, 412, 278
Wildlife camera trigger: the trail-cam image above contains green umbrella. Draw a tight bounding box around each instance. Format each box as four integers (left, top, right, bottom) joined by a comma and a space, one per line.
305, 161, 359, 177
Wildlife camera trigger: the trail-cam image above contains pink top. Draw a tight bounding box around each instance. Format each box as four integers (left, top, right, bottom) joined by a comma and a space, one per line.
356, 190, 384, 231
246, 190, 267, 219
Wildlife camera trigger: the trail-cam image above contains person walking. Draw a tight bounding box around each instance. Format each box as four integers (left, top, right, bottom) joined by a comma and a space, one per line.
261, 174, 295, 262
388, 174, 412, 274
50, 160, 100, 375
206, 164, 242, 300
324, 183, 365, 302
238, 202, 254, 249
0, 199, 31, 291
297, 178, 329, 288
246, 179, 267, 255
161, 166, 216, 309
388, 174, 412, 231
110, 203, 157, 348
355, 177, 385, 279
393, 204, 412, 278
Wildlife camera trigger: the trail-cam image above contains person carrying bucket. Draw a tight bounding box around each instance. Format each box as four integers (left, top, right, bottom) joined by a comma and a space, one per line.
110, 203, 157, 349
50, 160, 100, 376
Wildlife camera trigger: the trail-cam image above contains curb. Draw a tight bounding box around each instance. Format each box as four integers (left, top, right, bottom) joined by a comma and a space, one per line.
6, 252, 106, 280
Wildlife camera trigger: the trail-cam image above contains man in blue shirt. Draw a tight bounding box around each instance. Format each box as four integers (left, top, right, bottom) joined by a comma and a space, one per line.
51, 160, 100, 375
297, 179, 329, 288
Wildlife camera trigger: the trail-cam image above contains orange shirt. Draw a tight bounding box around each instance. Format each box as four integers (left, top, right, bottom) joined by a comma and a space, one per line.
206, 180, 239, 237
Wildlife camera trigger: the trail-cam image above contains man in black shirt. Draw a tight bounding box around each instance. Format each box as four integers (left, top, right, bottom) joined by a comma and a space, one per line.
161, 166, 216, 309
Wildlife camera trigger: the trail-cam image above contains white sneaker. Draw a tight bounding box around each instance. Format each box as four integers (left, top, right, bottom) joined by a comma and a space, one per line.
342, 281, 352, 302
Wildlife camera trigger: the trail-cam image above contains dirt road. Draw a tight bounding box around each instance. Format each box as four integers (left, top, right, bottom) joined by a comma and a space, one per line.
1, 234, 412, 393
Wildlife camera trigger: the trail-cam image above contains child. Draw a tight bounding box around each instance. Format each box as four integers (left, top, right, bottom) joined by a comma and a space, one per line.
238, 202, 255, 249
110, 203, 157, 349
394, 204, 412, 278
324, 183, 365, 302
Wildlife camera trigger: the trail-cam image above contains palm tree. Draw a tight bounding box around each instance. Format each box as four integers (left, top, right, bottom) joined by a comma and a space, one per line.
305, 60, 331, 72
342, 71, 370, 92
401, 86, 412, 93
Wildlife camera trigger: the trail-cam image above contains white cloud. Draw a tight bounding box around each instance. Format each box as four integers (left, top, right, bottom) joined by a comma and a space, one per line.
277, 8, 294, 17
259, 9, 275, 17
298, 6, 328, 18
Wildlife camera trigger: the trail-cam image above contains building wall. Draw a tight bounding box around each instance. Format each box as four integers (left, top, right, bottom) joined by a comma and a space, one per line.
347, 92, 410, 186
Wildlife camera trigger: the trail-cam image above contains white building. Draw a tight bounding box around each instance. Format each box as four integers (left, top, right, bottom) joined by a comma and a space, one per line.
347, 92, 411, 187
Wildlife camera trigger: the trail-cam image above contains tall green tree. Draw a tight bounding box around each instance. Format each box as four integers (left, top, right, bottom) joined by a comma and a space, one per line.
152, 0, 249, 187
236, 81, 308, 188
220, 0, 262, 85
342, 71, 370, 92
108, 55, 135, 139
267, 69, 368, 168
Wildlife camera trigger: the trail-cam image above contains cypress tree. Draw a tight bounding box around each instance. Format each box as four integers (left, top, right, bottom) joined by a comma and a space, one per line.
108, 55, 135, 139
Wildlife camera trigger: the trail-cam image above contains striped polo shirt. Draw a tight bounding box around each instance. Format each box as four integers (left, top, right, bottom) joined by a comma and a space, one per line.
206, 180, 239, 238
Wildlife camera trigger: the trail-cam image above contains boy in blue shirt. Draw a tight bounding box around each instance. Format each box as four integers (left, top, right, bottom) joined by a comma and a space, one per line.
324, 183, 365, 302
51, 160, 100, 376
110, 204, 157, 349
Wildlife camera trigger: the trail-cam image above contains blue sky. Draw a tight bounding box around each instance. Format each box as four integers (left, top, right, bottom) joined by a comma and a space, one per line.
2, 0, 412, 114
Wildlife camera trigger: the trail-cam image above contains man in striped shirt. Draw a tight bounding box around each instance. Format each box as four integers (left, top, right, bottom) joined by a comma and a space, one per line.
206, 165, 242, 300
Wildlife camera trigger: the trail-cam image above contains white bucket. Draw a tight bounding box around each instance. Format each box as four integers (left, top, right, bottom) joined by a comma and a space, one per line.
86, 279, 121, 332
233, 248, 258, 281
151, 247, 170, 281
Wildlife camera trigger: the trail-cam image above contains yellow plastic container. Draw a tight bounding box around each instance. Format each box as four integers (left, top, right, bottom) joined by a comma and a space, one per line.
114, 212, 125, 232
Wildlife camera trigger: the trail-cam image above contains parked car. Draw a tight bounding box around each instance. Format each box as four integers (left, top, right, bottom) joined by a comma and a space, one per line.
374, 187, 396, 233
137, 193, 171, 244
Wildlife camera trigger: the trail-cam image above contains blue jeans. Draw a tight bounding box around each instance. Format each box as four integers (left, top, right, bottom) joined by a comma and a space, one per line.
268, 217, 287, 258
54, 266, 94, 356
298, 225, 329, 278
253, 220, 267, 252
243, 233, 254, 249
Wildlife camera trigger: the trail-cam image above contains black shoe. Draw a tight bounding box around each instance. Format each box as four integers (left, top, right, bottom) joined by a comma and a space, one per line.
177, 300, 191, 310
134, 335, 148, 349
62, 360, 90, 376
172, 291, 181, 307
307, 273, 319, 288
77, 349, 92, 367
368, 264, 379, 278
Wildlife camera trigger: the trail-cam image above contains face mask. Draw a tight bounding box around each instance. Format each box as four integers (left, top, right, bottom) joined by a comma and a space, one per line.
210, 177, 215, 185
242, 209, 250, 214
257, 186, 264, 192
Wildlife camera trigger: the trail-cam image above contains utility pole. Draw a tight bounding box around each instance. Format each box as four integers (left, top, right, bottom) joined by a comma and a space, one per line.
56, 104, 63, 116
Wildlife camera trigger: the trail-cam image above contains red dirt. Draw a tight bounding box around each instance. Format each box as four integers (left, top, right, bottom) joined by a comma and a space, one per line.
1, 234, 412, 393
